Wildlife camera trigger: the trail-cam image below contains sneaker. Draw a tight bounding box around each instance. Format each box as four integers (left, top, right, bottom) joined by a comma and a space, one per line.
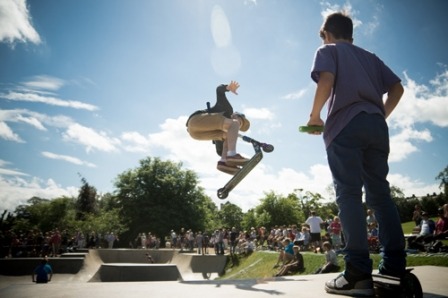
378, 262, 405, 278
325, 273, 374, 297
226, 154, 249, 166
217, 161, 240, 175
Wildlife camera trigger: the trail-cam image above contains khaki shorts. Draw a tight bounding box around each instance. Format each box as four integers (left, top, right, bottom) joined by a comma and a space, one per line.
187, 113, 226, 141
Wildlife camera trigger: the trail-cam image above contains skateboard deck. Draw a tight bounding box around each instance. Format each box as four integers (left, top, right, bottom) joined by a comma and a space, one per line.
216, 134, 273, 199
217, 151, 263, 199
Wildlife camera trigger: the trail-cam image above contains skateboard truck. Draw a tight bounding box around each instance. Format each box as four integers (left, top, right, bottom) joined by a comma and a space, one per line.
217, 134, 273, 199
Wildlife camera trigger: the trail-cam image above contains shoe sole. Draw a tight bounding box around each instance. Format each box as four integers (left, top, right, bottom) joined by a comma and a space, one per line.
217, 166, 240, 175
226, 159, 249, 166
325, 285, 374, 297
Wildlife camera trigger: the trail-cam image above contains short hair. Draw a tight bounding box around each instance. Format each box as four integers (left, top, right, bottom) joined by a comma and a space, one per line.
323, 241, 332, 249
320, 12, 353, 40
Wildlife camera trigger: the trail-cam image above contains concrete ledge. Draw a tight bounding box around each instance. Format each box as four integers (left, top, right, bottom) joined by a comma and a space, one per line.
99, 264, 181, 282
0, 258, 84, 275
60, 253, 88, 258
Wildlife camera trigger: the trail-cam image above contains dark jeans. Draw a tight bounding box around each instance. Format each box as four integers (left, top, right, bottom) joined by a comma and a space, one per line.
327, 112, 406, 275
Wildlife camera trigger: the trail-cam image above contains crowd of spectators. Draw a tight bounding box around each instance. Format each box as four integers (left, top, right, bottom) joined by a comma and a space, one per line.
0, 228, 119, 258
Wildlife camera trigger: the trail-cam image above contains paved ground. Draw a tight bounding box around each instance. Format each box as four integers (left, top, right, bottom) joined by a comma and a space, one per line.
0, 249, 447, 297
1, 266, 447, 298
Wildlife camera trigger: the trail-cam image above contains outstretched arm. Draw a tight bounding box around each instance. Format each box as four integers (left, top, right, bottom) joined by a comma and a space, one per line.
226, 80, 240, 95
307, 71, 334, 133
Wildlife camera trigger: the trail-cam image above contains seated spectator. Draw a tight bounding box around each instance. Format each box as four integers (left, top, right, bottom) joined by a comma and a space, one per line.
314, 241, 340, 274
275, 245, 304, 277
32, 256, 53, 283
409, 208, 448, 252
273, 238, 294, 268
294, 226, 310, 251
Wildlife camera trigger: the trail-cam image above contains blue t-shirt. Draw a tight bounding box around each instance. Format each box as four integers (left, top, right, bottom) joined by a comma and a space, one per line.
34, 263, 52, 282
285, 242, 294, 255
311, 42, 401, 148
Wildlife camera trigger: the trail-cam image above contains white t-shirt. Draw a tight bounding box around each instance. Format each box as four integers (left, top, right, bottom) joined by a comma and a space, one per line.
306, 216, 324, 233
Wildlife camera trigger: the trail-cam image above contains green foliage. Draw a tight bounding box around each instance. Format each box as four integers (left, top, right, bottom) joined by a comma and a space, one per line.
114, 157, 216, 245
77, 209, 127, 237
76, 175, 98, 220
253, 191, 302, 228
435, 165, 448, 195
218, 202, 244, 230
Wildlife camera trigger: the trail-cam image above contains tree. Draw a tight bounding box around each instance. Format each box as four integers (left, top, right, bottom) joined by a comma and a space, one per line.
289, 189, 327, 221
218, 202, 244, 230
114, 157, 215, 246
76, 175, 98, 220
436, 165, 448, 196
254, 191, 302, 228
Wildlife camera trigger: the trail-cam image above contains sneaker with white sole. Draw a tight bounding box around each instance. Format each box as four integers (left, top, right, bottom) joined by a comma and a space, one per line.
226, 154, 249, 166
325, 273, 374, 297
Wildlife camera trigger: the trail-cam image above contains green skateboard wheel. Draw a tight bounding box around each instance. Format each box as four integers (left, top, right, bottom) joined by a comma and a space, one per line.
298, 125, 324, 133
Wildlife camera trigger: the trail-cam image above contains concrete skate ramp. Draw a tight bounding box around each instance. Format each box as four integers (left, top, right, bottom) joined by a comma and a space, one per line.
171, 253, 226, 281
99, 264, 180, 282
90, 249, 227, 282
0, 249, 227, 283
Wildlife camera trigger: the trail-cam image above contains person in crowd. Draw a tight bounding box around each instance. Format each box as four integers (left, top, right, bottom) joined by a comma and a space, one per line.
32, 256, 53, 283
196, 231, 204, 255
305, 211, 324, 253
274, 238, 294, 268
229, 227, 239, 255
106, 232, 116, 249
412, 204, 424, 227
329, 216, 342, 250
275, 245, 304, 277
366, 209, 377, 227
315, 241, 340, 274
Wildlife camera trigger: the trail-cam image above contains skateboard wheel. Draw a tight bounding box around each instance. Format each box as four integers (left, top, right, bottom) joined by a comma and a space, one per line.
262, 144, 274, 153
217, 188, 228, 199
403, 272, 423, 298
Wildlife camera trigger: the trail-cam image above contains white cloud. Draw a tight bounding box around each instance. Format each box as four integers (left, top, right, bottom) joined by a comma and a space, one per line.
0, 121, 24, 142
282, 89, 307, 100
320, 2, 381, 35
0, 91, 99, 111
16, 114, 47, 130
63, 123, 121, 153
42, 151, 96, 168
0, 176, 78, 211
0, 159, 28, 176
121, 131, 151, 153
22, 75, 65, 91
243, 107, 275, 120
386, 70, 448, 162
388, 173, 440, 197
0, 0, 41, 44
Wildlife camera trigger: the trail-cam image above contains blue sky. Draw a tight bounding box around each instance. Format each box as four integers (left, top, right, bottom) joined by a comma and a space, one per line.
0, 0, 447, 212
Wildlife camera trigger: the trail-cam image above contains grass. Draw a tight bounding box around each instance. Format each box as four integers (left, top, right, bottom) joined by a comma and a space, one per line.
219, 251, 448, 280
218, 220, 448, 280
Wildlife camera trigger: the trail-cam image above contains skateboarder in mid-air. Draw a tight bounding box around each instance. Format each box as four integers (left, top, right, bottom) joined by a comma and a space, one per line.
186, 81, 251, 175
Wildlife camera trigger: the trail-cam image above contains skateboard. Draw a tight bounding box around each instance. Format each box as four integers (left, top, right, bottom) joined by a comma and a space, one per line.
217, 134, 273, 199
373, 268, 422, 297
298, 125, 324, 133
